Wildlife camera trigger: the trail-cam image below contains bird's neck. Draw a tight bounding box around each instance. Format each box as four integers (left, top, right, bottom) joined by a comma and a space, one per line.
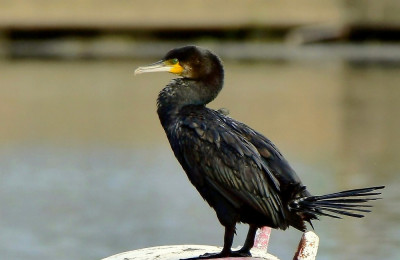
157, 77, 223, 129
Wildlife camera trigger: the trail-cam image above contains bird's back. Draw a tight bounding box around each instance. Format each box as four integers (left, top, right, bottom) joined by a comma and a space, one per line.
217, 111, 311, 199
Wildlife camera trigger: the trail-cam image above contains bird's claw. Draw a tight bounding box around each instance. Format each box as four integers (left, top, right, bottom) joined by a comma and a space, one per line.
231, 249, 252, 257
181, 250, 251, 259
180, 252, 224, 260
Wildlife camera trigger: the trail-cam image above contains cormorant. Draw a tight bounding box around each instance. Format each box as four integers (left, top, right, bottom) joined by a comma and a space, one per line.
134, 46, 384, 258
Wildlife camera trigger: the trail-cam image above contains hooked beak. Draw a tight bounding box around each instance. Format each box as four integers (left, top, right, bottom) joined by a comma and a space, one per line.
134, 60, 183, 76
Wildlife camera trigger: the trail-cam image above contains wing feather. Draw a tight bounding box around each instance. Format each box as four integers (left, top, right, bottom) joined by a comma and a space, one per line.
177, 107, 286, 228
218, 112, 306, 197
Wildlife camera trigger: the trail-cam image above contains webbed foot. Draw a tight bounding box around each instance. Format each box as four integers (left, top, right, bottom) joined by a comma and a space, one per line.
181, 249, 251, 259
231, 249, 252, 257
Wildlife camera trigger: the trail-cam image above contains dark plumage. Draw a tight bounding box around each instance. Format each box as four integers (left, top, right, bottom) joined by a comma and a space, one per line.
135, 46, 384, 258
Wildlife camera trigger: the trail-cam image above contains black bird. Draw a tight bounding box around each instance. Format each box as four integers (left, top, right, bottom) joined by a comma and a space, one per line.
135, 46, 384, 258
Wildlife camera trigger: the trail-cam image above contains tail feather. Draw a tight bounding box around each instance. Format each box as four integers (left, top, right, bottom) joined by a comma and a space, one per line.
301, 209, 342, 219
316, 204, 372, 212
290, 186, 384, 220
309, 186, 384, 200
312, 198, 376, 204
318, 207, 365, 218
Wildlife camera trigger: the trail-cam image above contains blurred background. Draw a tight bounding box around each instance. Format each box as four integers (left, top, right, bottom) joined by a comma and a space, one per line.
1, 1, 399, 260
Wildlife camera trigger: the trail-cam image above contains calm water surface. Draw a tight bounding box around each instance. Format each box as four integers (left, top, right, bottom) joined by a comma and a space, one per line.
0, 59, 399, 260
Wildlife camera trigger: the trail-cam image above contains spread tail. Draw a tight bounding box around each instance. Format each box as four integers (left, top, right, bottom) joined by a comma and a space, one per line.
290, 186, 385, 220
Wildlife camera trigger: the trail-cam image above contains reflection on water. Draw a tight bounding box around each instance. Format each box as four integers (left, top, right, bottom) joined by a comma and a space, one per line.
0, 60, 399, 260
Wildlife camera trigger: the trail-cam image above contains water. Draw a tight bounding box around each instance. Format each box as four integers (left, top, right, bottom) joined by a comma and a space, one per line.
0, 59, 399, 260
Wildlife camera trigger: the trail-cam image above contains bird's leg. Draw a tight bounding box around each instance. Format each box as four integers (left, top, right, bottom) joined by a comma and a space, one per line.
231, 224, 258, 257
204, 225, 236, 258
181, 225, 236, 259
220, 224, 236, 256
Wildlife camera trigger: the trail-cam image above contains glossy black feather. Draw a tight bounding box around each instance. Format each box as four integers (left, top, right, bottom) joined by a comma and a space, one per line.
290, 186, 384, 219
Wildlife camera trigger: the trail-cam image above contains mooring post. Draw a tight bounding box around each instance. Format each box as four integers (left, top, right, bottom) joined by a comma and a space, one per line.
102, 228, 319, 260
293, 231, 319, 260
254, 226, 272, 251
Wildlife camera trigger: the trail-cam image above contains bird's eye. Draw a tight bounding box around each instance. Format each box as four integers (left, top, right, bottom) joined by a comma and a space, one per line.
170, 58, 179, 64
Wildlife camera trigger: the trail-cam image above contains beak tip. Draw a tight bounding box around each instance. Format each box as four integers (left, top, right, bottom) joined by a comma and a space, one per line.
134, 68, 142, 76
133, 60, 171, 76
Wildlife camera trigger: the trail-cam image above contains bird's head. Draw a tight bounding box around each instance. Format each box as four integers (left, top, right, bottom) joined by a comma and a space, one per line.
134, 45, 223, 81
